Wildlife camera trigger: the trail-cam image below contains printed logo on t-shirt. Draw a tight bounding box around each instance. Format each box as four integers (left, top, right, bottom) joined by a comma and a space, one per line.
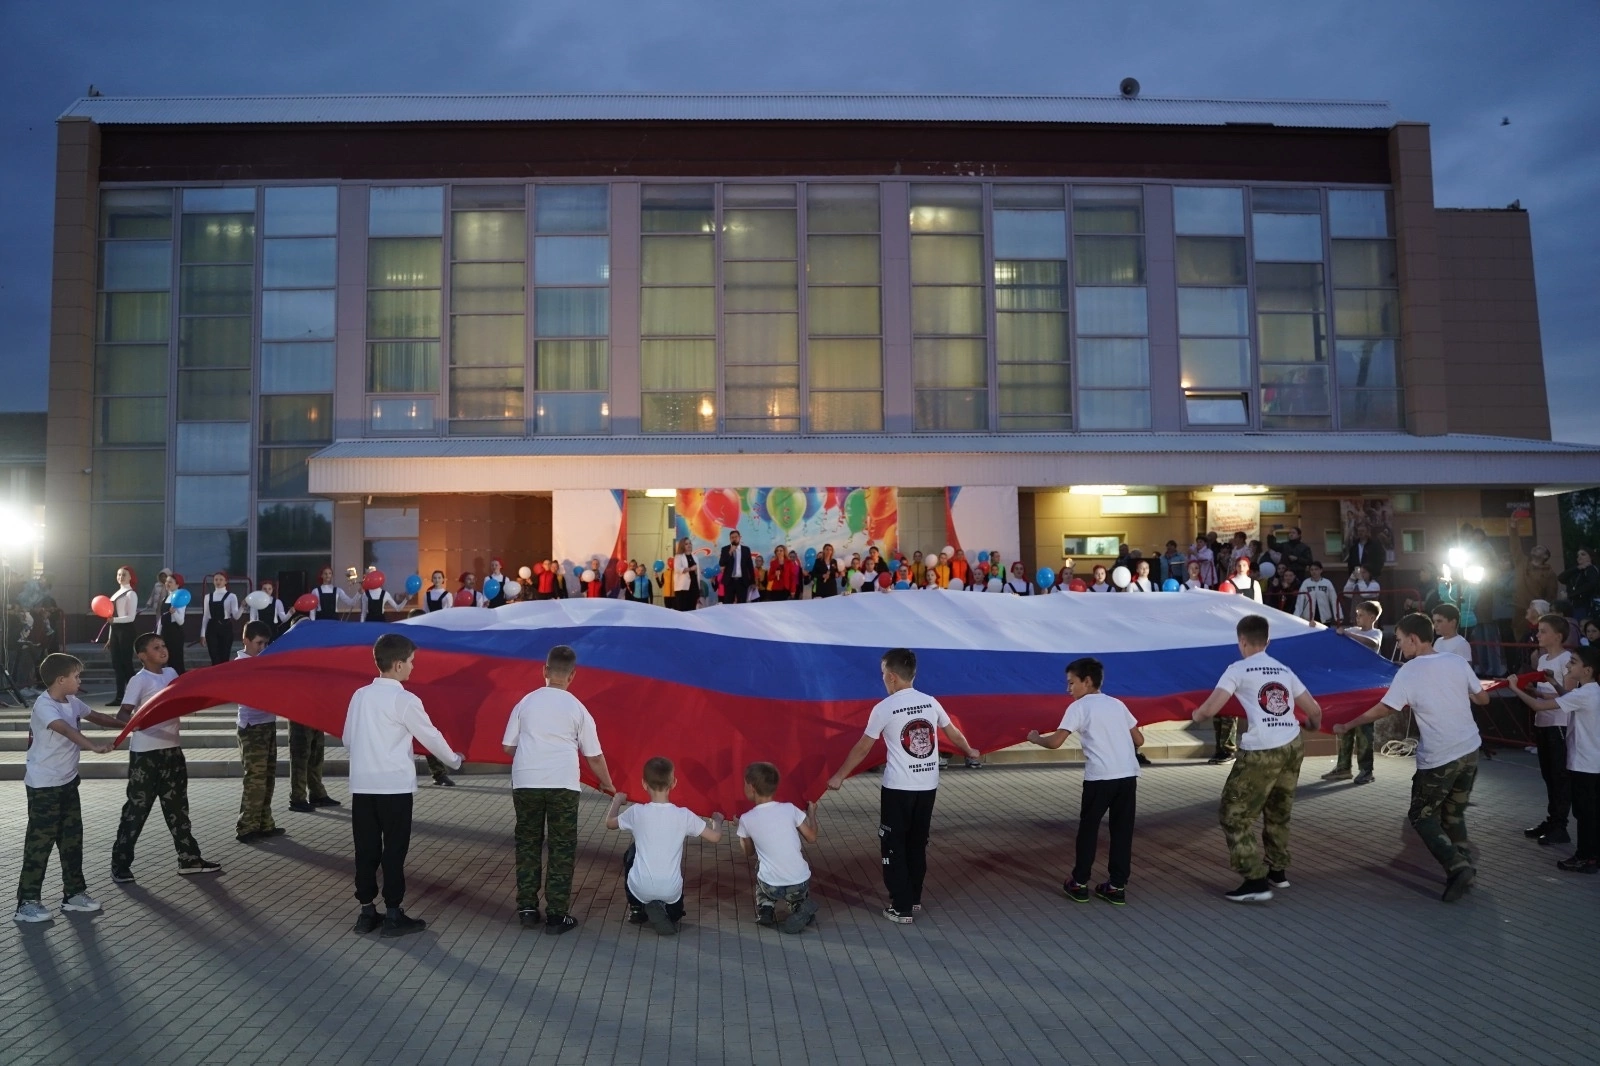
900, 717, 936, 759
1258, 682, 1292, 718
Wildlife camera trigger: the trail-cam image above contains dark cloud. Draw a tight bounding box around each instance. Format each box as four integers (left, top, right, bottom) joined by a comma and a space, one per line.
2, 0, 1595, 439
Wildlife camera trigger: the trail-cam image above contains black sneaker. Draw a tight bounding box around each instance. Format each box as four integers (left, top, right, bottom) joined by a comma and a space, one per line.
433, 775, 456, 788
1135, 752, 1153, 767
381, 908, 427, 937
310, 796, 342, 807
1556, 856, 1600, 874
235, 832, 261, 844
1538, 828, 1572, 846
1094, 882, 1126, 906
755, 908, 776, 927
1267, 870, 1290, 889
1523, 821, 1550, 839
518, 908, 542, 930
1352, 771, 1374, 786
644, 900, 677, 936
1224, 878, 1273, 903
178, 859, 222, 876
258, 827, 287, 837
882, 906, 914, 925
780, 898, 818, 934
111, 867, 135, 884
627, 907, 649, 925
545, 913, 578, 935
288, 801, 315, 813
1441, 866, 1476, 902
1207, 752, 1235, 765
353, 906, 382, 934
1063, 880, 1090, 903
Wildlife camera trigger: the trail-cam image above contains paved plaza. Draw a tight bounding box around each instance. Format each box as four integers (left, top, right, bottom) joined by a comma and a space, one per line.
2, 752, 1597, 1066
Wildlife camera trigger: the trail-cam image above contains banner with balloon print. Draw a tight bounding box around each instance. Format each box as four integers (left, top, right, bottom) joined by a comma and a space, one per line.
674, 487, 897, 562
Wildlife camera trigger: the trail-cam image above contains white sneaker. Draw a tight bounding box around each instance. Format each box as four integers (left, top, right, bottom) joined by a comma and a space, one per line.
60, 893, 102, 913
13, 900, 52, 923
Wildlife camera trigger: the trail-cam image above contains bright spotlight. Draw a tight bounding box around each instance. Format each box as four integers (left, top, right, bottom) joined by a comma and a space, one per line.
1464, 565, 1486, 584
1447, 547, 1468, 569
0, 506, 37, 552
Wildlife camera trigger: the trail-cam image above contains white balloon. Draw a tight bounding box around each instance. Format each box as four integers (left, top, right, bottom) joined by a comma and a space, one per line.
1111, 565, 1132, 589
502, 580, 522, 598
581, 569, 597, 582
854, 571, 871, 590
1259, 561, 1276, 579
622, 569, 636, 584
948, 577, 965, 591
518, 565, 533, 580
943, 544, 956, 557
988, 578, 1003, 592
245, 590, 272, 609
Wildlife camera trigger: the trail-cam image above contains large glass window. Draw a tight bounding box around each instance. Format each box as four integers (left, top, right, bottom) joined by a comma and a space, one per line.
1330, 190, 1402, 428
641, 185, 714, 431
911, 184, 986, 430
533, 185, 609, 433
807, 184, 882, 431
450, 185, 525, 434
721, 184, 798, 432
367, 188, 442, 433
994, 185, 1069, 430
1174, 188, 1249, 426
1074, 187, 1149, 429
1252, 187, 1330, 429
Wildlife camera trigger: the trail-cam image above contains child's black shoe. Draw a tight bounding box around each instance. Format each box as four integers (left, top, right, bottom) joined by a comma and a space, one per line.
381, 908, 426, 937
518, 908, 541, 930
353, 905, 381, 934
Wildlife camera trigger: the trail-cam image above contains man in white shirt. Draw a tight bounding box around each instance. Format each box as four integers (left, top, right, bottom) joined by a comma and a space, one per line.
1026, 657, 1144, 905
501, 645, 615, 935
826, 647, 982, 925
345, 633, 463, 937
1338, 613, 1490, 901
234, 621, 287, 844
1191, 614, 1323, 903
1294, 561, 1342, 626
110, 632, 220, 884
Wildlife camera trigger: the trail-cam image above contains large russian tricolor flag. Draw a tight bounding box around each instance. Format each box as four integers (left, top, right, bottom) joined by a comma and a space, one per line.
122, 591, 1396, 814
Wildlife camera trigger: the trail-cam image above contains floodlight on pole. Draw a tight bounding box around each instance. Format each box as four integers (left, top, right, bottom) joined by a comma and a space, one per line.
1447, 547, 1468, 569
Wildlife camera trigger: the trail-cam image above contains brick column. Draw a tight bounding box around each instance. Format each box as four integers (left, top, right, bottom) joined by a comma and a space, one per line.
1388, 122, 1447, 436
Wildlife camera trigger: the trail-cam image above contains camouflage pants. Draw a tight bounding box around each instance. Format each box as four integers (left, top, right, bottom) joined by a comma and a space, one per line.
1334, 723, 1376, 774
17, 779, 86, 904
237, 723, 278, 836
113, 748, 202, 869
288, 722, 328, 804
424, 753, 452, 782
755, 878, 812, 918
1214, 716, 1238, 756
1218, 734, 1304, 879
1409, 752, 1477, 875
512, 788, 580, 915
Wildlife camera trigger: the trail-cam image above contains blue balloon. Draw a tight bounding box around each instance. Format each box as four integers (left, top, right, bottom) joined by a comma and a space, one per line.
653, 559, 666, 574
1036, 567, 1056, 589
891, 559, 902, 572
405, 574, 423, 595
484, 577, 503, 598
704, 565, 719, 581
894, 580, 911, 590
803, 548, 817, 569
977, 551, 990, 563
1161, 577, 1181, 592
169, 588, 191, 608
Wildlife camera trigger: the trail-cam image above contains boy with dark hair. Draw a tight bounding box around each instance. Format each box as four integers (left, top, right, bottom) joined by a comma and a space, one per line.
1026, 657, 1144, 905
1508, 645, 1600, 873
736, 762, 820, 933
1431, 603, 1472, 661
112, 632, 220, 883
1520, 613, 1575, 846
345, 633, 463, 937
1192, 614, 1323, 902
826, 648, 982, 924
1326, 601, 1383, 785
15, 655, 120, 922
235, 621, 285, 843
605, 756, 723, 935
1340, 613, 1489, 901
502, 644, 616, 934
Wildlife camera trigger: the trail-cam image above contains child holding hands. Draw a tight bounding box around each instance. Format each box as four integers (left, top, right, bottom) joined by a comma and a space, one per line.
604, 756, 724, 935
736, 762, 820, 934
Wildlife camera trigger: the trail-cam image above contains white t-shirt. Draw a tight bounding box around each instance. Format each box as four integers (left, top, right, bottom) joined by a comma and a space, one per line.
1059, 693, 1140, 781
864, 687, 952, 791
1380, 651, 1484, 770
618, 801, 706, 904
1433, 634, 1472, 662
501, 687, 602, 791
1560, 683, 1600, 773
234, 650, 275, 727
736, 800, 811, 887
123, 667, 180, 751
1346, 627, 1383, 647
1534, 650, 1574, 727
1213, 652, 1308, 751
26, 693, 89, 788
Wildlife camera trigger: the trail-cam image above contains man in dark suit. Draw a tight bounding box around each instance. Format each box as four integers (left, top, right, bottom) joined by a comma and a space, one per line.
719, 531, 756, 605
1344, 524, 1385, 580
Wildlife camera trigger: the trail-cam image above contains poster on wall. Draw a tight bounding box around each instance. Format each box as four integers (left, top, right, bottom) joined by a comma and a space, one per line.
1340, 497, 1395, 565
675, 487, 897, 560
1207, 497, 1261, 543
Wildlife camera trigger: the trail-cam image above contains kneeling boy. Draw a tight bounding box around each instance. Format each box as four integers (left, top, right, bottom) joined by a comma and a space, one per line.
605, 756, 723, 935
736, 762, 819, 933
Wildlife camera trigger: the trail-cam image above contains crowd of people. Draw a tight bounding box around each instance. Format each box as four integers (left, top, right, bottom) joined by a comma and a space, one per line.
18, 611, 1598, 931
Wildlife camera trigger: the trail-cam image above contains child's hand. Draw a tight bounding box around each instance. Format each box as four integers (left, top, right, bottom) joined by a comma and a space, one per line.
1026, 729, 1041, 745
1331, 722, 1349, 735
806, 800, 818, 816
710, 812, 725, 829
825, 774, 844, 791
613, 791, 628, 804
92, 742, 114, 754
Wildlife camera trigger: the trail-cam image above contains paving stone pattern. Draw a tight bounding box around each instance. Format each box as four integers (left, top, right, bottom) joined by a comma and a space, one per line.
1, 755, 1596, 1065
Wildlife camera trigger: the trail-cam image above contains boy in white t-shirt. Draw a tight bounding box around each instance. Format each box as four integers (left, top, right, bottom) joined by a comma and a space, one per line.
604, 756, 723, 935
1339, 613, 1489, 901
1516, 613, 1575, 846
1507, 645, 1600, 873
1026, 657, 1144, 905
111, 632, 220, 883
736, 761, 820, 933
1191, 614, 1323, 903
501, 645, 615, 935
1430, 604, 1472, 662
14, 654, 121, 923
1325, 600, 1383, 785
826, 648, 981, 925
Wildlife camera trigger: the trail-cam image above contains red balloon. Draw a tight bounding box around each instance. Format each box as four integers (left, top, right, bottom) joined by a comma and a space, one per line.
702, 488, 742, 530
90, 595, 114, 619
1218, 580, 1236, 594
294, 592, 319, 614
1068, 578, 1088, 592
362, 570, 386, 591
453, 589, 476, 607
877, 570, 893, 588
